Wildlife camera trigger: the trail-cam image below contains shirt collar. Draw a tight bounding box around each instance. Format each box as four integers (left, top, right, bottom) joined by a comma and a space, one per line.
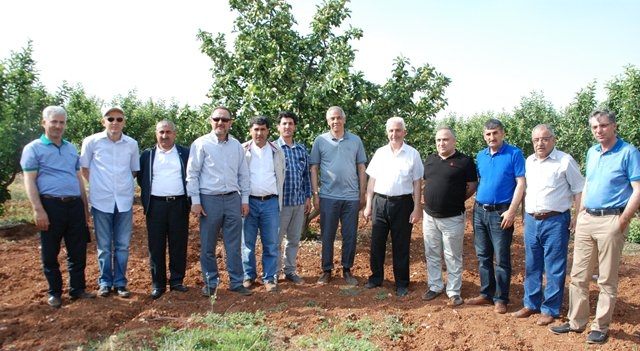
40, 134, 68, 145
594, 136, 623, 153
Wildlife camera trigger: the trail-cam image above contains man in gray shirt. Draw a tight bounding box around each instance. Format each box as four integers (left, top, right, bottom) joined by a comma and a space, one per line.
186, 106, 252, 297
310, 106, 367, 286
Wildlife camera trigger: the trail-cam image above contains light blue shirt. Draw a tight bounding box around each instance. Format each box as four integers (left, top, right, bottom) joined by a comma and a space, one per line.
584, 137, 640, 209
186, 133, 250, 205
20, 134, 81, 197
310, 131, 366, 201
80, 131, 140, 213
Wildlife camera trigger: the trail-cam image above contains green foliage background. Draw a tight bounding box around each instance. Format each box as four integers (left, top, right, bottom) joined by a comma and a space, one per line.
1, 0, 639, 218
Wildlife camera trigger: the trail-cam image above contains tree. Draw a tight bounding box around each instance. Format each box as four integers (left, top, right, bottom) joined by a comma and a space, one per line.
556, 82, 598, 169
0, 42, 52, 215
197, 0, 449, 157
506, 91, 559, 157
605, 65, 640, 147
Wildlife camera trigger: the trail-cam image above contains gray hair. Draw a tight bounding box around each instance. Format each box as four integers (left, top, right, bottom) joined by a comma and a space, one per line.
590, 110, 616, 124
386, 116, 406, 130
531, 124, 555, 137
156, 120, 176, 131
42, 106, 67, 121
435, 125, 457, 139
326, 106, 346, 121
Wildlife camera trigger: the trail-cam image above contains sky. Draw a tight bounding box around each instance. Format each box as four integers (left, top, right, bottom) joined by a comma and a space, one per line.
2, 0, 639, 118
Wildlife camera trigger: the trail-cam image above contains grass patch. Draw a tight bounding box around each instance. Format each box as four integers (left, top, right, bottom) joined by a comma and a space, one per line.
374, 291, 389, 300
0, 174, 31, 227
338, 287, 359, 296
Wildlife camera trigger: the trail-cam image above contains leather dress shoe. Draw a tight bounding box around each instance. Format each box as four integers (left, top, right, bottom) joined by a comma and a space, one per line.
511, 307, 537, 318
536, 314, 555, 326
317, 271, 331, 285
549, 322, 585, 334
586, 330, 608, 344
150, 289, 165, 299
170, 284, 189, 292
343, 271, 358, 286
396, 287, 409, 297
48, 296, 62, 308
494, 302, 507, 314
201, 286, 217, 297
466, 296, 493, 305
70, 291, 97, 301
364, 281, 381, 289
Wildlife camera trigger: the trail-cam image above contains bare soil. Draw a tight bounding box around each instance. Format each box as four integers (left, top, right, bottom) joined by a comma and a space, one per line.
1, 200, 639, 350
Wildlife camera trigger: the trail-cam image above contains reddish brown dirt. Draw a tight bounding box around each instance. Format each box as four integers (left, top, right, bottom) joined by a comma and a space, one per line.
1, 200, 639, 350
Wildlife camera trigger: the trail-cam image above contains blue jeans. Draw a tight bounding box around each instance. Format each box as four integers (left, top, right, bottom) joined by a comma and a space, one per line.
91, 206, 133, 288
199, 193, 244, 290
473, 205, 513, 304
319, 198, 360, 272
523, 211, 570, 317
242, 197, 280, 283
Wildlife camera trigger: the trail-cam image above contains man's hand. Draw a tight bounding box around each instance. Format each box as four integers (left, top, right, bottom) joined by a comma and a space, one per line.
241, 203, 250, 217
34, 207, 49, 231
191, 204, 206, 217
500, 210, 516, 229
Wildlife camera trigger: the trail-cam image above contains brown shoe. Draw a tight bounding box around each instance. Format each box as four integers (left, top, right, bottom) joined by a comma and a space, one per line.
536, 314, 555, 326
265, 282, 278, 293
511, 307, 537, 318
494, 302, 507, 314
466, 296, 493, 305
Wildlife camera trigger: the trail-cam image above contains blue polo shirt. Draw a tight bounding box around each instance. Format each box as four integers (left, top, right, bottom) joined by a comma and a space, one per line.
475, 142, 525, 205
20, 134, 82, 197
584, 137, 640, 209
310, 131, 367, 201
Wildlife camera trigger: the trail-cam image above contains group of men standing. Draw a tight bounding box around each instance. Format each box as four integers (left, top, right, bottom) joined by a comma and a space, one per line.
21, 104, 639, 345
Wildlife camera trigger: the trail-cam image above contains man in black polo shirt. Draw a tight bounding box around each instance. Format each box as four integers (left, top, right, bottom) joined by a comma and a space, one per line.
421, 127, 477, 306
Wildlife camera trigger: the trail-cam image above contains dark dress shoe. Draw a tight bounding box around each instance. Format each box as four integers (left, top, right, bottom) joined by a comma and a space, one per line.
170, 284, 189, 292
396, 287, 409, 297
586, 330, 608, 344
536, 314, 555, 326
70, 291, 97, 301
511, 307, 537, 318
466, 295, 493, 305
150, 289, 165, 299
549, 322, 585, 334
47, 296, 62, 308
364, 281, 380, 289
422, 290, 443, 301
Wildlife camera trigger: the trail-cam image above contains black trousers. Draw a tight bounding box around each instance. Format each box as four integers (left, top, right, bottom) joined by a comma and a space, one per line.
146, 197, 189, 289
368, 195, 414, 288
40, 197, 89, 297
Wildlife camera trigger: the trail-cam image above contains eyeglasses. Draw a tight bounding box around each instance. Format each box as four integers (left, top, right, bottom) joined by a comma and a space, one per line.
211, 117, 231, 123
532, 137, 553, 143
106, 117, 124, 123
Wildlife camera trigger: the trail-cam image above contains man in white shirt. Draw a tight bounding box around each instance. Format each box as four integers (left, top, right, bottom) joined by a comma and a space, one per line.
80, 106, 140, 298
363, 117, 423, 297
241, 116, 285, 293
137, 120, 190, 299
512, 124, 583, 326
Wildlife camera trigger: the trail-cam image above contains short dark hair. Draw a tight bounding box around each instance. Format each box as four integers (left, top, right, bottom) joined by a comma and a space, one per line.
211, 106, 233, 119
484, 118, 504, 131
277, 111, 298, 124
590, 110, 616, 124
250, 116, 270, 129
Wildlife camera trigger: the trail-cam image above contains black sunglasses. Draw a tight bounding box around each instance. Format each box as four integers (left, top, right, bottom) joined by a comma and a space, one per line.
106, 117, 124, 123
211, 117, 231, 122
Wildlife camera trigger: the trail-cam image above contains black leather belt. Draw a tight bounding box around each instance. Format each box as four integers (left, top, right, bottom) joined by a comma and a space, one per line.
249, 194, 277, 201
151, 195, 187, 202
529, 211, 561, 220
586, 208, 625, 216
476, 202, 511, 212
41, 195, 80, 203
375, 193, 412, 201
215, 191, 237, 196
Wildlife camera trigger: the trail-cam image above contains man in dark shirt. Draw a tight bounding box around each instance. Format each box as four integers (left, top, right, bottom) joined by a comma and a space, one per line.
421, 127, 477, 306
